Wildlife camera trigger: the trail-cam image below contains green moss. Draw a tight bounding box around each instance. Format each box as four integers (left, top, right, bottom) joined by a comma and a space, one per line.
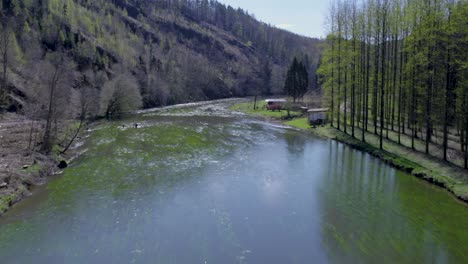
44, 119, 233, 204
22, 164, 42, 174
0, 194, 14, 214
0, 186, 26, 215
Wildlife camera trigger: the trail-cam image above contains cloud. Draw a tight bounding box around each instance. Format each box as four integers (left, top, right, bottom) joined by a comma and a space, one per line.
276, 24, 295, 30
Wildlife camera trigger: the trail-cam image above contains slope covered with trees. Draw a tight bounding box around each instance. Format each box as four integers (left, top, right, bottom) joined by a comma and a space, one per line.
0, 0, 322, 119
318, 0, 468, 169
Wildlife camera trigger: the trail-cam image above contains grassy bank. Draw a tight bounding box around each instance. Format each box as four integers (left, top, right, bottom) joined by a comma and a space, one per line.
229, 101, 302, 119
0, 118, 80, 217
230, 101, 468, 203
0, 149, 61, 217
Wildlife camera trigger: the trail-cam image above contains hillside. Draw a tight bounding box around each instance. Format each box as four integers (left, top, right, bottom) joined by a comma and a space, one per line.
0, 0, 322, 117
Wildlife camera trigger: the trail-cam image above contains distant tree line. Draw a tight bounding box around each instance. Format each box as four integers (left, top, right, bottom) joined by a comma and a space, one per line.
318, 0, 468, 168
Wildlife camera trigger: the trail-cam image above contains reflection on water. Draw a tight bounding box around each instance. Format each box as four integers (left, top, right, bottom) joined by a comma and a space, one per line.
0, 100, 467, 263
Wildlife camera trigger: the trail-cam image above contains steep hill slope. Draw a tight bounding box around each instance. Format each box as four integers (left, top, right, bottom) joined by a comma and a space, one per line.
0, 0, 322, 116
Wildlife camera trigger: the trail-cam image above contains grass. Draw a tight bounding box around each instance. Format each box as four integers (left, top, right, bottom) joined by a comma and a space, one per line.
284, 118, 311, 130
0, 194, 14, 214
0, 186, 27, 216
231, 100, 468, 203
229, 101, 302, 119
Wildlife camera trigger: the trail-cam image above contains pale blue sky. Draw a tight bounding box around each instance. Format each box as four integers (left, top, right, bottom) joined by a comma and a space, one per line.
219, 0, 328, 39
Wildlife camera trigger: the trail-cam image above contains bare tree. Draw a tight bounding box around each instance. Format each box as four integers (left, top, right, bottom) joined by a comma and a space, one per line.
38, 53, 75, 153
60, 72, 99, 154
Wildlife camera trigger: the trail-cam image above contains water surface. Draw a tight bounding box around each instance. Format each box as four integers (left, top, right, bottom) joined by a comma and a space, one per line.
0, 100, 467, 263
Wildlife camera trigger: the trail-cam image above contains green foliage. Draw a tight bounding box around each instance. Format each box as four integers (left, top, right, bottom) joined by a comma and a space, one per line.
0, 0, 322, 117
100, 74, 142, 118
284, 57, 309, 102
319, 0, 468, 168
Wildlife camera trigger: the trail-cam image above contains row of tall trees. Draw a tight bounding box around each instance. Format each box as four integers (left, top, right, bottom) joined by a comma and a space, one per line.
318, 0, 468, 168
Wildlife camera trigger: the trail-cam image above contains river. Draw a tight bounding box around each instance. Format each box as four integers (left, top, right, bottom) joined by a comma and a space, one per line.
0, 99, 467, 263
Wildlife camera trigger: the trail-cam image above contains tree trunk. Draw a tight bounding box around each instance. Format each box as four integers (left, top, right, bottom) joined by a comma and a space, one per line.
337, 34, 342, 131
397, 39, 404, 145
443, 50, 451, 162
379, 7, 387, 150
42, 69, 59, 153
61, 118, 85, 155
351, 35, 356, 138
365, 35, 371, 133
373, 36, 380, 135
331, 43, 335, 128
392, 33, 398, 133
344, 48, 348, 135
1, 30, 9, 107
411, 47, 416, 150
425, 48, 433, 155
465, 106, 468, 169
401, 53, 407, 136
464, 86, 468, 169
361, 38, 367, 143
28, 120, 35, 150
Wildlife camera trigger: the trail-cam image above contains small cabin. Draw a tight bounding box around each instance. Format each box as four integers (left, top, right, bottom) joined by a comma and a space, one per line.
307, 108, 329, 125
265, 99, 287, 111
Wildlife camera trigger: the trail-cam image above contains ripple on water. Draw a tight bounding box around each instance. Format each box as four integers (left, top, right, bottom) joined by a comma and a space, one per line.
1, 99, 466, 264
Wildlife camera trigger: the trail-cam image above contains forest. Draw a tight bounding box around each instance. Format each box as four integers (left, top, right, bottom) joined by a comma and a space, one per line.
317, 0, 468, 169
0, 0, 322, 152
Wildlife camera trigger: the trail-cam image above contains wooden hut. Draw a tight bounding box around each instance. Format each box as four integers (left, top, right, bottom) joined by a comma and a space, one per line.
307, 108, 329, 125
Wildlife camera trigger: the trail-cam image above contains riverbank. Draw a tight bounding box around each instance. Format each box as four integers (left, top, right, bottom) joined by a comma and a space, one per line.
2, 98, 467, 263
0, 113, 82, 216
230, 101, 468, 204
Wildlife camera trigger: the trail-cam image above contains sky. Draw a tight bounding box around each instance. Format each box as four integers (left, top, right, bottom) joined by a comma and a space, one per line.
219, 0, 329, 39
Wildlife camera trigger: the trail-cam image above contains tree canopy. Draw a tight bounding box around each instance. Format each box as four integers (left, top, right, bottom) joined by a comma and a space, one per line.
318, 0, 468, 169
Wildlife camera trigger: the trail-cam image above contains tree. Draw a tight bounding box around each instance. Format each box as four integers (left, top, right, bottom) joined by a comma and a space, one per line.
261, 59, 272, 96
284, 57, 308, 103
379, 0, 389, 149
319, 0, 467, 168
0, 17, 21, 109
100, 73, 142, 119
60, 82, 98, 154
39, 53, 75, 153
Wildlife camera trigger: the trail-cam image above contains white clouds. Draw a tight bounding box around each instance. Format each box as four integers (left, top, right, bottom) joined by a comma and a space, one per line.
276, 24, 295, 30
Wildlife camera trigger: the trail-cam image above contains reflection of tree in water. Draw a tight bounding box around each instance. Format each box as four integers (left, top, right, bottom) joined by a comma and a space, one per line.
319, 141, 468, 263
283, 131, 306, 155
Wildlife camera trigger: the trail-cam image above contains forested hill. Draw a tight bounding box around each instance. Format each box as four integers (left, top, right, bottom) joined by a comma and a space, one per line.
0, 0, 322, 117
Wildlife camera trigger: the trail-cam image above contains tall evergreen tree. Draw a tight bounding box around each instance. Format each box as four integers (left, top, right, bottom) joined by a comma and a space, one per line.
284, 57, 309, 102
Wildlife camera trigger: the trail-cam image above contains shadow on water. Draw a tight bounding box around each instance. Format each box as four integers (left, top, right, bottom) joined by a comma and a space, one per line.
0, 100, 467, 263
